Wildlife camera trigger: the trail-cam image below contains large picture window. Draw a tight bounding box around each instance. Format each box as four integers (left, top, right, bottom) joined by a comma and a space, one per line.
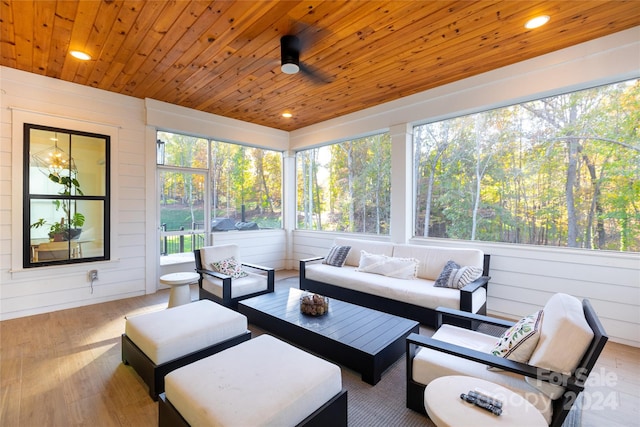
157, 131, 282, 257
296, 133, 391, 234
414, 79, 640, 251
24, 124, 110, 267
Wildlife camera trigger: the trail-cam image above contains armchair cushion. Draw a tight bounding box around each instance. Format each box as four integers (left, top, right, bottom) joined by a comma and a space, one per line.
490, 309, 544, 365
210, 257, 247, 278
196, 244, 275, 306
526, 293, 594, 398
412, 324, 554, 423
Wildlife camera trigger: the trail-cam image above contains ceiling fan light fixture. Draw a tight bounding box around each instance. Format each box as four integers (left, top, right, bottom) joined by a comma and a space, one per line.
525, 15, 550, 29
280, 35, 301, 74
281, 62, 300, 74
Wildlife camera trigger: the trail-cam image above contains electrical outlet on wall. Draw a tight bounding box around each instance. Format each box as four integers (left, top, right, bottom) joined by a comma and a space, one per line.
88, 270, 98, 281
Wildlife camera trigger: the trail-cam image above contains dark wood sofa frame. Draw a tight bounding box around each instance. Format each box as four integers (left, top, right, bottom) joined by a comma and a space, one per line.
406, 301, 608, 427
194, 249, 275, 309
300, 254, 490, 327
121, 331, 251, 401
158, 388, 348, 427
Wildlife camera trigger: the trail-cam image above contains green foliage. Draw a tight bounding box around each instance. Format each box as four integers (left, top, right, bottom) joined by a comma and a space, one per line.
296, 133, 391, 234
414, 78, 640, 251
158, 134, 283, 231
31, 170, 85, 239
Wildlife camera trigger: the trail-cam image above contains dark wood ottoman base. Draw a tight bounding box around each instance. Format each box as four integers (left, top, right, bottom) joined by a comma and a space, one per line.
158, 389, 348, 427
121, 331, 251, 400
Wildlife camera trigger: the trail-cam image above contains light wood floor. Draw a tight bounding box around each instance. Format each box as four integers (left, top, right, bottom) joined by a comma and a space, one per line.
1, 275, 638, 426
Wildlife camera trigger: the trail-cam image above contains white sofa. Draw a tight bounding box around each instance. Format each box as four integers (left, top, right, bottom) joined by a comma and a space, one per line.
300, 238, 490, 327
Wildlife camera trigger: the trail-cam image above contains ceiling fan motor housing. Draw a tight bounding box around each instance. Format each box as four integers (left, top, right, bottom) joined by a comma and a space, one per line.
281, 35, 300, 74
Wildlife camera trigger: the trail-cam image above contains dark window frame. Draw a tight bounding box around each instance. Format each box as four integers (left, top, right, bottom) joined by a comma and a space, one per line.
23, 123, 111, 268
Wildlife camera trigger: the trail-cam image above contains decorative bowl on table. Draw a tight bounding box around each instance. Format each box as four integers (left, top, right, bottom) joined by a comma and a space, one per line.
300, 293, 329, 316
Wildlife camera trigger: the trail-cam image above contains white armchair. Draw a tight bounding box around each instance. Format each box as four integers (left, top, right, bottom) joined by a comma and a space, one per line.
194, 244, 274, 308
406, 293, 608, 427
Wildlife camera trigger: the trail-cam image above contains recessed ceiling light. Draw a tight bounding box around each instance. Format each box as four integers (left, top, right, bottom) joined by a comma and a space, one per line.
282, 112, 293, 118
70, 50, 92, 61
525, 15, 550, 29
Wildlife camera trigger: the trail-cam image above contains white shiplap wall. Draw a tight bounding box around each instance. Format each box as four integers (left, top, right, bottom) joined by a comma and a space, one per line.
0, 67, 288, 321
0, 67, 148, 319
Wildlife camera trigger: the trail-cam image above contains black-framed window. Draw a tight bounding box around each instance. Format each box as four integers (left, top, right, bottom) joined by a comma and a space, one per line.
24, 124, 110, 267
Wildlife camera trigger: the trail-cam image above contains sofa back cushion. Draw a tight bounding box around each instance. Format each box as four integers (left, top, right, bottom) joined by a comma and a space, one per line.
392, 245, 484, 281
333, 238, 394, 267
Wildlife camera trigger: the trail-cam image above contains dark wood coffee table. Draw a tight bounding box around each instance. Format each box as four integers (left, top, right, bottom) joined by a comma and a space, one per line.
238, 288, 419, 385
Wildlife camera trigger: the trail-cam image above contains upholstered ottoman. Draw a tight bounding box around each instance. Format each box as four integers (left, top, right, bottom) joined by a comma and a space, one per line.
122, 299, 250, 400
158, 335, 348, 427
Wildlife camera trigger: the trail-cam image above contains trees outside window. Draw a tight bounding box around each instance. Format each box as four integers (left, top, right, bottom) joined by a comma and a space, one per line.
296, 133, 391, 234
157, 131, 282, 256
414, 79, 640, 252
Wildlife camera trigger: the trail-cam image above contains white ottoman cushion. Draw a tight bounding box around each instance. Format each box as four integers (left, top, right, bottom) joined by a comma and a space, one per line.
125, 299, 247, 365
165, 334, 342, 427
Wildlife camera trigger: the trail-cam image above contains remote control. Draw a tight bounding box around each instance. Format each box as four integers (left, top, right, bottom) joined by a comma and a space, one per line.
460, 393, 503, 416
468, 390, 503, 409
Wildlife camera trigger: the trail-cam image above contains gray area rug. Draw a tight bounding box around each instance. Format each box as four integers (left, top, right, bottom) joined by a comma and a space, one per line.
272, 277, 581, 426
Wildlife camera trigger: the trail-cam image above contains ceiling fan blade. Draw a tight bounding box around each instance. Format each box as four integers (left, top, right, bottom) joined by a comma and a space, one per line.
299, 62, 333, 84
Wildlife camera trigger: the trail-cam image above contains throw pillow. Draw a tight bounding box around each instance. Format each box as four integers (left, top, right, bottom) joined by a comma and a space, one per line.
489, 310, 544, 369
434, 260, 483, 289
323, 245, 351, 267
356, 250, 419, 280
210, 257, 248, 279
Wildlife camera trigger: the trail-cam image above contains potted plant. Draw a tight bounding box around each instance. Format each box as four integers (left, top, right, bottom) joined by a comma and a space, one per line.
31, 171, 85, 241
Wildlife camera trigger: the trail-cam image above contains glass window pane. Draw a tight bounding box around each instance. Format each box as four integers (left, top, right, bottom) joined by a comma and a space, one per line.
296, 133, 391, 234
159, 170, 205, 232
157, 131, 208, 168
74, 134, 107, 196
210, 141, 282, 230
413, 78, 640, 252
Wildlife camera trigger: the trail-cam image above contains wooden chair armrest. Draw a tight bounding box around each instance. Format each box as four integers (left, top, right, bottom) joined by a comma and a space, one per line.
435, 306, 514, 329
406, 333, 575, 389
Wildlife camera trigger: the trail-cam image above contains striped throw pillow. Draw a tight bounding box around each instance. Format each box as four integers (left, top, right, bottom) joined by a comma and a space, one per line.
323, 245, 351, 267
434, 260, 483, 289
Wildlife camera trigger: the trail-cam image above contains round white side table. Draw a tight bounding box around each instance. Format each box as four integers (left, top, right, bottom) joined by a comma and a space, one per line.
160, 272, 199, 308
424, 375, 547, 427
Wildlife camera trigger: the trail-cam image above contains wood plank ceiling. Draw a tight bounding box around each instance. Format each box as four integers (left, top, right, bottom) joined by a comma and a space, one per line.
2, 1, 639, 131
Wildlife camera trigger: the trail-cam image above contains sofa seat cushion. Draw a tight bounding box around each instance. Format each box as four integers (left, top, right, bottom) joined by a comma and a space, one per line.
412, 324, 553, 424
305, 264, 486, 312
124, 299, 248, 365
202, 271, 268, 299
165, 335, 342, 427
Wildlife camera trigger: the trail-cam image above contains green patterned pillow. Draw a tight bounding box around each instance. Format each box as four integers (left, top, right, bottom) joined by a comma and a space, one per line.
490, 310, 544, 365
210, 257, 248, 278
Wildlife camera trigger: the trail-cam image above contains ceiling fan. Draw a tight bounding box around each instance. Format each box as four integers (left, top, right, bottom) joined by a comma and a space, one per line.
280, 34, 332, 84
